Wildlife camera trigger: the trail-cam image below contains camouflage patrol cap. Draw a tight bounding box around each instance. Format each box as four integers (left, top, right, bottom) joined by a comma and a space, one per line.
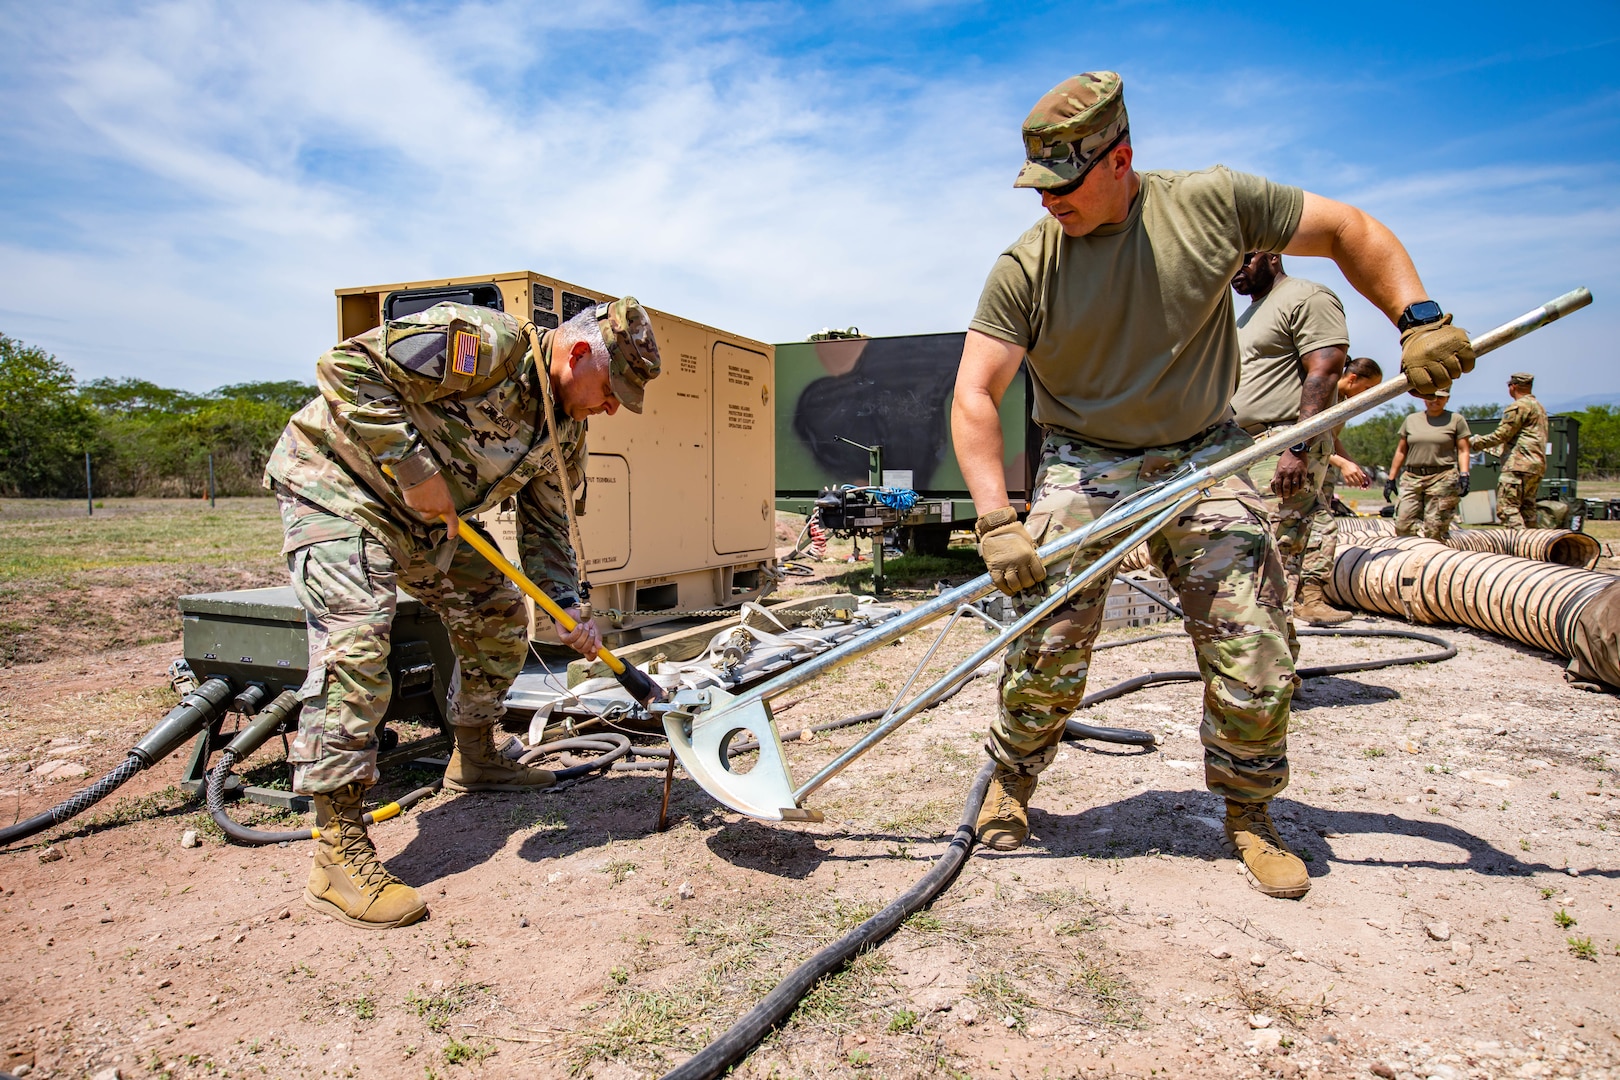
1014, 72, 1129, 190
595, 297, 661, 413
1509, 372, 1534, 386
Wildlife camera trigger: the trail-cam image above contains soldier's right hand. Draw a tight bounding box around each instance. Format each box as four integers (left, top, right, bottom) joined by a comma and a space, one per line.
400, 472, 460, 538
975, 508, 1046, 596
1383, 478, 1399, 503
1399, 313, 1475, 394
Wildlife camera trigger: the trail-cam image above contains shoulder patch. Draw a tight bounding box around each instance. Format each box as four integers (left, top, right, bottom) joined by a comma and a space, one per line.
388, 330, 447, 378
451, 329, 479, 376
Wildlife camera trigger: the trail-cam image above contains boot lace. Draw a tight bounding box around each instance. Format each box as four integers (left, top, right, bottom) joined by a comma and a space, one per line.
1235, 803, 1285, 852
333, 816, 399, 893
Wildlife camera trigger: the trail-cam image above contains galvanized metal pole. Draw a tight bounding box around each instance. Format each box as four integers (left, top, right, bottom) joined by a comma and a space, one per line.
85, 451, 92, 516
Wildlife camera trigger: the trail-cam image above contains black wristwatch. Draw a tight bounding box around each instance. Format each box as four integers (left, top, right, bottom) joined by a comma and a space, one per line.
1397, 300, 1445, 333
1287, 441, 1311, 455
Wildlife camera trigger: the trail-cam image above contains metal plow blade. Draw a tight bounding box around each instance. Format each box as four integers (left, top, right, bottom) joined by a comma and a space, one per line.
662, 686, 822, 823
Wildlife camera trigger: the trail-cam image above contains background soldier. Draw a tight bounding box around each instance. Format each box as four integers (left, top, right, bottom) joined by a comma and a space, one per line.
1229, 252, 1350, 628
953, 71, 1474, 900
1299, 356, 1383, 611
1471, 372, 1548, 527
1386, 389, 1471, 540
265, 298, 660, 929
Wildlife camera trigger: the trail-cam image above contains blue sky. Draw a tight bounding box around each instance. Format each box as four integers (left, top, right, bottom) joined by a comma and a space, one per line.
1, 0, 1616, 414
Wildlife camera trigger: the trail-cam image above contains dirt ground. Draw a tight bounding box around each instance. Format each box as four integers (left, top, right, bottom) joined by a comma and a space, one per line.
3, 574, 1619, 1080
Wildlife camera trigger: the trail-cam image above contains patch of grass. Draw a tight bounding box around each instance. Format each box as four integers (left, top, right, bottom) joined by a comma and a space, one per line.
888, 1008, 919, 1033
1362, 747, 1386, 759
1568, 937, 1597, 961
1068, 957, 1141, 1026
835, 548, 986, 591
974, 971, 1035, 1028
570, 979, 718, 1073
794, 951, 892, 1026
609, 966, 628, 986
441, 1037, 495, 1066
1540, 886, 1556, 899
600, 859, 638, 886
877, 798, 957, 833
1554, 909, 1576, 929
903, 911, 945, 933
406, 983, 487, 1034
350, 994, 377, 1021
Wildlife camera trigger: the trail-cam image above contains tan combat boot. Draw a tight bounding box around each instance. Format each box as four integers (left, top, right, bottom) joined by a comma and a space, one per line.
1293, 582, 1353, 626
1223, 800, 1311, 899
443, 725, 556, 793
305, 782, 427, 929
976, 767, 1038, 851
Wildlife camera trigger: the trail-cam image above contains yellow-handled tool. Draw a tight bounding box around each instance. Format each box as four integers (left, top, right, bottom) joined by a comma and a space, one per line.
453, 521, 665, 706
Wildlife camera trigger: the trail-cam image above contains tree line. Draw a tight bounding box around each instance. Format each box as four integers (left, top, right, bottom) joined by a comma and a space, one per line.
1, 333, 316, 498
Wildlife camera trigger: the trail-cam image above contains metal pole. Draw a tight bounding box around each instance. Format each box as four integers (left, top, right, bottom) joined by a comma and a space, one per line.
701, 287, 1593, 722
208, 453, 216, 509
85, 451, 92, 517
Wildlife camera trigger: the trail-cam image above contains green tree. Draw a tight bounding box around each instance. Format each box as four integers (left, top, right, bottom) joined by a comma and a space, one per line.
0, 334, 100, 496
1570, 405, 1620, 476
211, 380, 318, 412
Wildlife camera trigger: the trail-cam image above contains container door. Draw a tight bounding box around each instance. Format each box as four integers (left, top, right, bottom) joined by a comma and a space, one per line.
712, 343, 773, 555
579, 453, 631, 572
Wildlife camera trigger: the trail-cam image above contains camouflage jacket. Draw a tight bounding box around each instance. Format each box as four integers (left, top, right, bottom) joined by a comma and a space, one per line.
1470, 394, 1548, 475
264, 302, 587, 606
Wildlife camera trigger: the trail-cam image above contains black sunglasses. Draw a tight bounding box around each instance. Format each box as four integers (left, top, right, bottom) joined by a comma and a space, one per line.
1038, 129, 1128, 198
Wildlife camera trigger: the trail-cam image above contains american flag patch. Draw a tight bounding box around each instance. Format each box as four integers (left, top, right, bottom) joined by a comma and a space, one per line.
451, 330, 479, 376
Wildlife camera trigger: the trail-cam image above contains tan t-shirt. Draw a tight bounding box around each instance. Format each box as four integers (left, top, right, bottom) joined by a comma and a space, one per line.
971, 166, 1303, 450
1398, 410, 1470, 470
1231, 275, 1349, 428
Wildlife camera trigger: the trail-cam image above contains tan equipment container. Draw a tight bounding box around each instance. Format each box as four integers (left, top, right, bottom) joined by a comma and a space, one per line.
334, 271, 777, 640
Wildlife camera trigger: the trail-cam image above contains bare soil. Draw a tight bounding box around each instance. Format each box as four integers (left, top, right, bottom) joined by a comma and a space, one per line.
3, 594, 1619, 1080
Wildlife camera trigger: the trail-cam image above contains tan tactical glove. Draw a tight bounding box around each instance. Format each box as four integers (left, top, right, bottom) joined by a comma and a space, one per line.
976, 507, 1046, 596
1399, 314, 1475, 395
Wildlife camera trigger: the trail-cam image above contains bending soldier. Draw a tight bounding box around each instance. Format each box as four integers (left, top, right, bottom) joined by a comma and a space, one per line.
1386, 389, 1471, 540
1471, 372, 1548, 527
952, 72, 1474, 899
1229, 252, 1351, 628
265, 299, 661, 929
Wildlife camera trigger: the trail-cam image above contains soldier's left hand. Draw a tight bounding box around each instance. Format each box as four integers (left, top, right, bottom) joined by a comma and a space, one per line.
401, 472, 460, 538
558, 607, 602, 660
1272, 450, 1309, 499
1399, 314, 1475, 394
1458, 473, 1471, 497
1342, 461, 1369, 488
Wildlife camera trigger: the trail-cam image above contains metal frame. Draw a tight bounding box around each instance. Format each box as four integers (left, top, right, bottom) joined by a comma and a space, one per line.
661, 289, 1593, 821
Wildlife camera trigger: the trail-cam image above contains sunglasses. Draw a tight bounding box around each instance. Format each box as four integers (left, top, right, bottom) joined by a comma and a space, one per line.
1038, 129, 1128, 198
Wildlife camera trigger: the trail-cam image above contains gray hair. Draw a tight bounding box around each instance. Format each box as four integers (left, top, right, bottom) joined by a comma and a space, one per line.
557, 306, 610, 371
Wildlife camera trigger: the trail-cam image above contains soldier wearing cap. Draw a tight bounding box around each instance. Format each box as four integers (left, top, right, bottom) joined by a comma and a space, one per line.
1471, 372, 1549, 527
952, 72, 1475, 899
264, 297, 661, 929
1386, 388, 1471, 540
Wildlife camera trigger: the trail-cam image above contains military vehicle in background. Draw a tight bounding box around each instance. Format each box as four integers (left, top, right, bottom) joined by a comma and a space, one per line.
773, 330, 1037, 556
1463, 413, 1585, 528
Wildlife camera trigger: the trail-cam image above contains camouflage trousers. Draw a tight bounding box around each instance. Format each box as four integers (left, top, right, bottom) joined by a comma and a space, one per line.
285, 526, 528, 795
989, 422, 1298, 803
1247, 434, 1335, 599
1395, 469, 1460, 540
1497, 469, 1543, 529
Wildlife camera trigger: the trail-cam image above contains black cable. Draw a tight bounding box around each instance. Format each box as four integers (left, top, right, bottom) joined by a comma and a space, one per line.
0, 753, 145, 849
660, 760, 996, 1080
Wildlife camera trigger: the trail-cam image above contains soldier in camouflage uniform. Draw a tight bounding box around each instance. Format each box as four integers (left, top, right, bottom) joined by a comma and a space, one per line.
265, 298, 660, 928
1471, 372, 1548, 527
953, 72, 1474, 899
1302, 357, 1383, 596
1388, 389, 1470, 541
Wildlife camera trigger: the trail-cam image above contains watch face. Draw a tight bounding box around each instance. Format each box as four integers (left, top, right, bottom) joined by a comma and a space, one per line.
1402, 300, 1443, 328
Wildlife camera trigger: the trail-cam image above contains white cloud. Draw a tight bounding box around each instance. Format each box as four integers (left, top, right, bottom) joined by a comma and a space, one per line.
0, 0, 1612, 421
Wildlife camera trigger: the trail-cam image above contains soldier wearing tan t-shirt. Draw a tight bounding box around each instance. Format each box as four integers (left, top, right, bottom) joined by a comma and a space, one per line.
1388, 391, 1471, 540
952, 71, 1476, 900
1230, 257, 1352, 629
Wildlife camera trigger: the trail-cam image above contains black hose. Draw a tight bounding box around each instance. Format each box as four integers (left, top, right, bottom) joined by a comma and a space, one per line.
207, 746, 447, 846
660, 759, 996, 1080
0, 753, 145, 849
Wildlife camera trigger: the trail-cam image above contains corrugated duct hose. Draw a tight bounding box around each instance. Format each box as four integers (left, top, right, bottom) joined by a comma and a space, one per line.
1325, 534, 1620, 690
0, 677, 235, 849
658, 600, 1456, 1080
1332, 519, 1602, 569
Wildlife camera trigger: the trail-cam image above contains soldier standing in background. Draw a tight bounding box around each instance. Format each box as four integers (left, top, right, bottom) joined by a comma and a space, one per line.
265, 299, 661, 929
1229, 252, 1351, 628
952, 71, 1475, 899
1299, 356, 1383, 608
1387, 389, 1471, 540
1471, 372, 1548, 527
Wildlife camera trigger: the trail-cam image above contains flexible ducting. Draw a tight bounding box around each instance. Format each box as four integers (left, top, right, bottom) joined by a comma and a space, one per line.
1331, 518, 1600, 568
1325, 535, 1619, 687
